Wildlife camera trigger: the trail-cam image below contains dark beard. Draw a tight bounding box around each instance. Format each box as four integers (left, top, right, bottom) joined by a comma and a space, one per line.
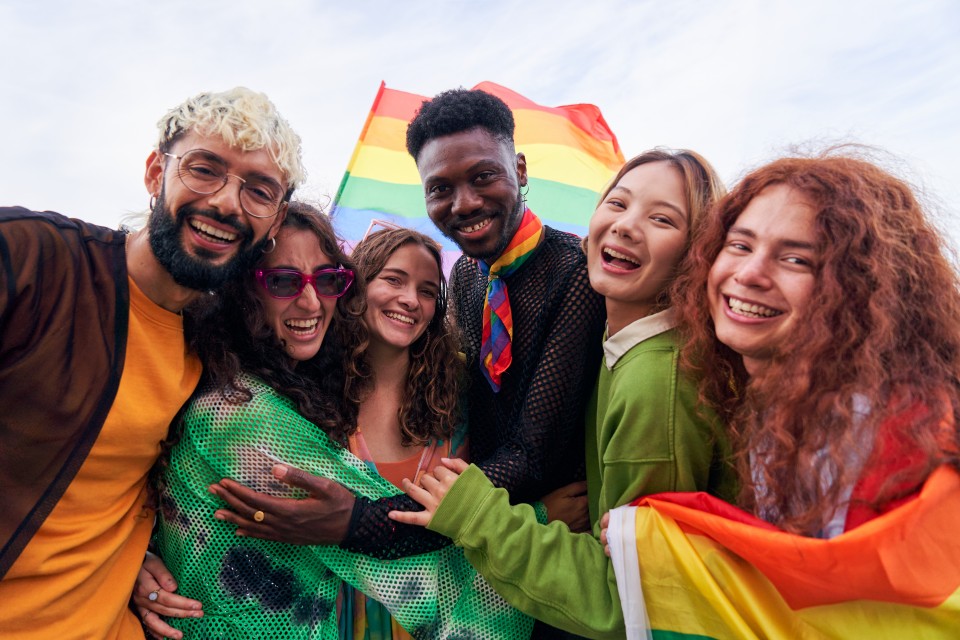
148, 193, 267, 291
458, 187, 525, 263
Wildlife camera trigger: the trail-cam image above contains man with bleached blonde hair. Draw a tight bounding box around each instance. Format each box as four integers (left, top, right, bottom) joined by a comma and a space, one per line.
0, 87, 303, 639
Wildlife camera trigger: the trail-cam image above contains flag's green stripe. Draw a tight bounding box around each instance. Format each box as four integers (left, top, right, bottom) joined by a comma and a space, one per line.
525, 177, 600, 227
334, 174, 427, 218
334, 174, 599, 227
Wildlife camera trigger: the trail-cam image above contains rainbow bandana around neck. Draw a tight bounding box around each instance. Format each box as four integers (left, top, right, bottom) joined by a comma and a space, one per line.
478, 208, 544, 392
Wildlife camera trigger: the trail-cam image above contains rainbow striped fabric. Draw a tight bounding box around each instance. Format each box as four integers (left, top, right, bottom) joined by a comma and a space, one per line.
332, 81, 625, 255
479, 208, 543, 391
607, 466, 960, 639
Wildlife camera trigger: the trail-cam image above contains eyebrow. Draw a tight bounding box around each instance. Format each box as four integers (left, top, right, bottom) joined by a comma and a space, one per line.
423, 159, 502, 185
727, 226, 817, 250
192, 149, 284, 189
381, 266, 440, 289
272, 263, 337, 271
609, 186, 688, 220
248, 173, 284, 190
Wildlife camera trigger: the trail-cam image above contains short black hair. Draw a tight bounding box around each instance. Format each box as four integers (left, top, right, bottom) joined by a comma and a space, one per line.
406, 88, 515, 161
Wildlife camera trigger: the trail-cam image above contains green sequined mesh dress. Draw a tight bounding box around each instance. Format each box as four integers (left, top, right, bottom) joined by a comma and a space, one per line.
155, 374, 533, 639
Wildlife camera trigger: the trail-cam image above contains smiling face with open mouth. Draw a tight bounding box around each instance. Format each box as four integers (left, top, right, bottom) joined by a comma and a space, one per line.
254, 226, 338, 363
707, 183, 819, 376
144, 131, 287, 290
363, 242, 440, 354
416, 127, 526, 262
586, 161, 690, 335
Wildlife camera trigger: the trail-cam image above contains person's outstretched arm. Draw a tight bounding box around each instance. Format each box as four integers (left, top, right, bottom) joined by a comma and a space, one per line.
393, 460, 626, 639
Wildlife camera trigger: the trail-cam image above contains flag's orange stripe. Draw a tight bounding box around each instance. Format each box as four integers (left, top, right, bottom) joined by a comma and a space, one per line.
361, 111, 623, 170
638, 466, 960, 608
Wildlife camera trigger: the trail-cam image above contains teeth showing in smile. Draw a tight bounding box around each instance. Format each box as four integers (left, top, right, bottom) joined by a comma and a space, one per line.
461, 218, 491, 234
385, 311, 415, 325
285, 318, 319, 335
728, 297, 781, 318
190, 219, 238, 243
602, 247, 641, 269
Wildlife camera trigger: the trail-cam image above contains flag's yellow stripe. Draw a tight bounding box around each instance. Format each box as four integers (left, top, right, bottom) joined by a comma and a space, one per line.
513, 110, 623, 169
633, 507, 960, 639
350, 145, 421, 185
521, 143, 618, 193
349, 139, 616, 194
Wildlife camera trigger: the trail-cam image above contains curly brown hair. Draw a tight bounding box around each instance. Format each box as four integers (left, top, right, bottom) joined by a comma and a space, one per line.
674, 150, 960, 535
350, 227, 463, 445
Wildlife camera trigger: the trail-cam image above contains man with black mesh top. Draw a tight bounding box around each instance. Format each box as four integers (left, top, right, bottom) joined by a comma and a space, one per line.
404, 88, 607, 639
210, 88, 605, 636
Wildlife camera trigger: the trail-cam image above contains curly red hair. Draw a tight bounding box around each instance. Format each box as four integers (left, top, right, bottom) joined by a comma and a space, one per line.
674, 151, 960, 535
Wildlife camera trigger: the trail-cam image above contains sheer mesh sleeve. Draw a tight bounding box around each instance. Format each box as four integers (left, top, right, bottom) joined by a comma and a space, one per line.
342, 228, 605, 560
156, 377, 533, 638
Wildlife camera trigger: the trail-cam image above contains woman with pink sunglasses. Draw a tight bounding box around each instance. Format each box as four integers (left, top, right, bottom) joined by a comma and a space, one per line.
133, 204, 531, 639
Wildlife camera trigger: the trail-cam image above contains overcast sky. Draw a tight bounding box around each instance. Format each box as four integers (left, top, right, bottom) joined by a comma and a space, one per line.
2, 0, 958, 250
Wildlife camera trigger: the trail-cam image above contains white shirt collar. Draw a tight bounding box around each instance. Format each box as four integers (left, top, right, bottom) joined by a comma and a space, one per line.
603, 307, 678, 370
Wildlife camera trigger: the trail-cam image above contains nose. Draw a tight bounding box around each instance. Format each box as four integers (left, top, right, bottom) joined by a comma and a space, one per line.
451, 185, 483, 217
733, 252, 772, 289
295, 282, 322, 311
205, 174, 246, 217
610, 209, 644, 242
397, 283, 420, 309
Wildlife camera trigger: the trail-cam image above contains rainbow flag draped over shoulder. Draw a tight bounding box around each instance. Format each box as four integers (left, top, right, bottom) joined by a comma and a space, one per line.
332, 81, 624, 254
607, 466, 960, 639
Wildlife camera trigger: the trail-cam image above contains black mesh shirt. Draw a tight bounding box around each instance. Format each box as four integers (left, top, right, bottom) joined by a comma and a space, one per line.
342, 226, 606, 559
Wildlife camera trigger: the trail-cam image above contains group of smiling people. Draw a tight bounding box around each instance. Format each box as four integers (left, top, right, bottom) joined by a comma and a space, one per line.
132, 91, 959, 639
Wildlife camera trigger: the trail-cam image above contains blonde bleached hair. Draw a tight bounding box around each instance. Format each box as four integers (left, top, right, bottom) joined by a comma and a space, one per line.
155, 87, 305, 193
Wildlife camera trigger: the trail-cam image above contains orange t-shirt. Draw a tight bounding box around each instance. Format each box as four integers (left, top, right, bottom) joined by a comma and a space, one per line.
0, 277, 202, 639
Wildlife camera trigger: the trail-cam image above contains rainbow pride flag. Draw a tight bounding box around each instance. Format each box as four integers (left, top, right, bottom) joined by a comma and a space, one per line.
331, 81, 624, 257
607, 466, 960, 639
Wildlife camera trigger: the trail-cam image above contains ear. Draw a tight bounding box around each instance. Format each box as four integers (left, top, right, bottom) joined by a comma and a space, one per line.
144, 150, 164, 198
266, 202, 288, 239
515, 152, 528, 187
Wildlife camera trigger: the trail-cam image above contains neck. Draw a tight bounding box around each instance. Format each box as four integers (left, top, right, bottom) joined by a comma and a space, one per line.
356, 342, 414, 460
125, 227, 200, 314
366, 340, 411, 386
605, 299, 657, 337
742, 356, 761, 378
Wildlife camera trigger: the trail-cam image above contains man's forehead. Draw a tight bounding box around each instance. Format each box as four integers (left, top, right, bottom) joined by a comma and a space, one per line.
171, 131, 285, 179
418, 128, 515, 174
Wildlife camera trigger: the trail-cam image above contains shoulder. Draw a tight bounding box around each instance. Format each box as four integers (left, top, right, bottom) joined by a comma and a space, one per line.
0, 207, 125, 263
451, 254, 482, 282
610, 330, 682, 389
536, 227, 592, 291
535, 227, 601, 310
539, 226, 587, 266
0, 206, 120, 241
186, 375, 301, 432
618, 328, 680, 360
